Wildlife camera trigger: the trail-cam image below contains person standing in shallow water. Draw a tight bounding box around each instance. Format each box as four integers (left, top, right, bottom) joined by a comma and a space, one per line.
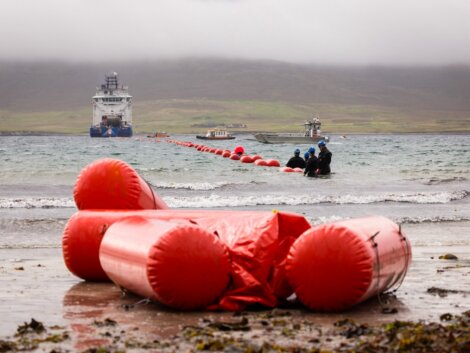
286, 148, 306, 169
304, 151, 310, 163
304, 147, 319, 177
317, 140, 332, 175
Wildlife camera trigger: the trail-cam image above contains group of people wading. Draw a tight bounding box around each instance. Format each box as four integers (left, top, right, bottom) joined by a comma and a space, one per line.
285, 140, 332, 177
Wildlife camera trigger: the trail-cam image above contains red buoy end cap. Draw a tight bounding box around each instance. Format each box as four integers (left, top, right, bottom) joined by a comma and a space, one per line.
148, 224, 232, 310
286, 225, 373, 311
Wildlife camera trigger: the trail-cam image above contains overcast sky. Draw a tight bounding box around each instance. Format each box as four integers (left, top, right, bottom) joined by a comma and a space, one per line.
1, 0, 469, 65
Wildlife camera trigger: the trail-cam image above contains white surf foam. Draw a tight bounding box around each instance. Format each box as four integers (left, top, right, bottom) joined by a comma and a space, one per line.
165, 190, 469, 208
0, 197, 75, 209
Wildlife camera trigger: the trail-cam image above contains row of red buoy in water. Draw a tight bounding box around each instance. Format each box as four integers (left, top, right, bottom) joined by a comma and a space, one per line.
166, 139, 305, 172
65, 158, 412, 312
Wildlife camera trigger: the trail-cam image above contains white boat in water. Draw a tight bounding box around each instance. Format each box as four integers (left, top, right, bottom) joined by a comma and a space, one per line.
254, 116, 329, 144
90, 72, 133, 137
196, 128, 235, 140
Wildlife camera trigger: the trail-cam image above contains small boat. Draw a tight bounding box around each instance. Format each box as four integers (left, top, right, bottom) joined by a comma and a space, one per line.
254, 116, 329, 144
90, 72, 133, 137
196, 129, 235, 140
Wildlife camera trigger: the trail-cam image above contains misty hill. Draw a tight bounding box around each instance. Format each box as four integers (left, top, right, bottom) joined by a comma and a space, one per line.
1, 60, 470, 112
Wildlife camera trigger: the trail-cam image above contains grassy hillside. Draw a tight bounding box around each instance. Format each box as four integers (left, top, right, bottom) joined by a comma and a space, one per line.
1, 99, 468, 134
0, 60, 469, 134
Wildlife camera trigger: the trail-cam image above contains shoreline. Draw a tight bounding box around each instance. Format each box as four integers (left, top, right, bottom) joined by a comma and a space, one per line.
1, 220, 469, 350
1, 131, 470, 137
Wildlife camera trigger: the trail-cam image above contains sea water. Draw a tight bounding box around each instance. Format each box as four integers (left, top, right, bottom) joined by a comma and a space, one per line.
0, 134, 469, 249
0, 134, 469, 334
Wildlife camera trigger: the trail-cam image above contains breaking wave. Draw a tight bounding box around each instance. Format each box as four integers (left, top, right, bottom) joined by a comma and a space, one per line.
0, 190, 467, 209
424, 176, 468, 185
165, 190, 469, 208
151, 181, 238, 191
396, 215, 470, 224
0, 197, 75, 209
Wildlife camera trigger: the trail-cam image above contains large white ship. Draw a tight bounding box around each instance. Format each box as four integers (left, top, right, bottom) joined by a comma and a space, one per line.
90, 72, 133, 137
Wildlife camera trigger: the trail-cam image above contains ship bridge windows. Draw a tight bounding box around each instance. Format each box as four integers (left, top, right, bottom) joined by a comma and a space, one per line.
103, 97, 123, 102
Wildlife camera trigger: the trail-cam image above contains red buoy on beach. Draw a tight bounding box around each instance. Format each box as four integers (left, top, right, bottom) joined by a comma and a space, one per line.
286, 216, 412, 311
281, 167, 294, 173
254, 159, 268, 166
62, 209, 311, 310
73, 158, 168, 210
100, 216, 231, 310
62, 212, 111, 281
240, 155, 254, 163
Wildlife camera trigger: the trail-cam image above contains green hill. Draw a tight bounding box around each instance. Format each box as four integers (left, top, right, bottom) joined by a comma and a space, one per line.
0, 60, 469, 134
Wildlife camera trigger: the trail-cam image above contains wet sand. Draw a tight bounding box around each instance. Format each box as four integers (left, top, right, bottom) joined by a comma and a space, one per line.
0, 222, 469, 351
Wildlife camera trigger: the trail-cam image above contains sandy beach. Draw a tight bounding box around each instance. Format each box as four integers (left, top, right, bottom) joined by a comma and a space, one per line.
1, 221, 469, 352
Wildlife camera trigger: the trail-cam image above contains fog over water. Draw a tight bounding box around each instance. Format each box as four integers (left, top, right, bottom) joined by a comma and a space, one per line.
1, 0, 469, 65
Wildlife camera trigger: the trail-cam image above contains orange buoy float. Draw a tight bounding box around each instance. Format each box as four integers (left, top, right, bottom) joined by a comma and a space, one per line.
281, 167, 294, 173
286, 216, 412, 311
251, 155, 262, 161
233, 146, 244, 155
254, 159, 268, 166
62, 211, 112, 281
73, 158, 168, 210
240, 155, 254, 163
229, 153, 241, 160
99, 216, 232, 310
222, 151, 231, 158
265, 159, 281, 167
293, 168, 304, 173
215, 149, 223, 155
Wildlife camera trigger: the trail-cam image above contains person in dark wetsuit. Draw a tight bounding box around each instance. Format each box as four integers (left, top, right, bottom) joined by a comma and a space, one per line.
286, 148, 306, 169
317, 140, 332, 175
304, 146, 319, 177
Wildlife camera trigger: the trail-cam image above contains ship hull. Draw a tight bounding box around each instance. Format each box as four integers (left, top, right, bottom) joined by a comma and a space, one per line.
90, 126, 133, 138
254, 133, 328, 144
196, 136, 235, 140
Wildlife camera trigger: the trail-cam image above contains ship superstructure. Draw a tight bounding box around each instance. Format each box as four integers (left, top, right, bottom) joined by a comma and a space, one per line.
90, 72, 133, 137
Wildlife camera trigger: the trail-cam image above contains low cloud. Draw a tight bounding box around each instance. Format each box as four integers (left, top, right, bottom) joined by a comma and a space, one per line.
1, 0, 469, 65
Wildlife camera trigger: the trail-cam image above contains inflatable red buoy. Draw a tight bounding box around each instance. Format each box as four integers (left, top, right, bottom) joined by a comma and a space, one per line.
73, 158, 168, 210
240, 155, 254, 163
222, 151, 231, 158
251, 155, 262, 161
62, 211, 112, 281
254, 159, 268, 166
265, 159, 281, 167
281, 167, 294, 173
286, 216, 412, 311
63, 209, 311, 310
293, 168, 303, 173
234, 146, 244, 155
229, 153, 241, 160
100, 216, 231, 310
